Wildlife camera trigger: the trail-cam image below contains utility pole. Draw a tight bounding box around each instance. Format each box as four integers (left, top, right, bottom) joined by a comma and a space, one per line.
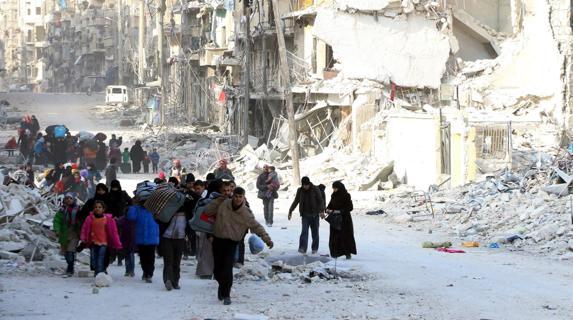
242, 1, 251, 146
157, 0, 166, 125
117, 0, 123, 85
271, 0, 300, 183
138, 0, 145, 84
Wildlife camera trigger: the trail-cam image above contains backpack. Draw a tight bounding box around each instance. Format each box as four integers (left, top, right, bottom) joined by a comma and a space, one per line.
144, 183, 186, 223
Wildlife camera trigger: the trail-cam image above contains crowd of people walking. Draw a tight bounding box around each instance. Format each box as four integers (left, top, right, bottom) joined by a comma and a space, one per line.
3, 116, 357, 306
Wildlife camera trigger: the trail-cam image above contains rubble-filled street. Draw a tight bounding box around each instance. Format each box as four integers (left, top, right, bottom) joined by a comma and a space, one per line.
2, 0, 573, 319
1, 92, 572, 319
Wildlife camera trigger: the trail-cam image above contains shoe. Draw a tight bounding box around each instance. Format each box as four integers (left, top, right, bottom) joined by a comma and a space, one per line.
233, 263, 243, 269
173, 283, 180, 290
129, 272, 135, 277
124, 272, 130, 277
199, 275, 212, 280
145, 278, 153, 283
165, 280, 173, 291
298, 249, 306, 255
62, 272, 73, 278
346, 254, 352, 260
311, 250, 318, 255
223, 297, 232, 305
217, 288, 223, 301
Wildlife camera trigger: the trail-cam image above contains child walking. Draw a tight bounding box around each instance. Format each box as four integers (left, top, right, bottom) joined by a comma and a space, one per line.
80, 201, 122, 275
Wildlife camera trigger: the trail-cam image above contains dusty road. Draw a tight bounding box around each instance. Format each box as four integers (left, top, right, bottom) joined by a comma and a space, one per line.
1, 93, 572, 320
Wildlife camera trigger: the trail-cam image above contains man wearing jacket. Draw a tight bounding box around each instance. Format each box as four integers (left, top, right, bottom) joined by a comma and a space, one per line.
205, 187, 273, 305
288, 176, 325, 255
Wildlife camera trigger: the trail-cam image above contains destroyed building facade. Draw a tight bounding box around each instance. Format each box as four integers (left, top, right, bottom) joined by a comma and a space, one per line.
2, 0, 573, 191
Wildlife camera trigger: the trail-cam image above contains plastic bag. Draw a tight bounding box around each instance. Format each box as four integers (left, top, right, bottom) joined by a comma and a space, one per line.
248, 234, 264, 254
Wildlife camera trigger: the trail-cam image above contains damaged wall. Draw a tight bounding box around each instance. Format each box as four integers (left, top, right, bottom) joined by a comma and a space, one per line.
313, 9, 451, 89
384, 114, 441, 190
485, 0, 563, 116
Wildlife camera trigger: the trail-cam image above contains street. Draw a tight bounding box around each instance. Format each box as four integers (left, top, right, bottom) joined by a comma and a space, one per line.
1, 93, 572, 320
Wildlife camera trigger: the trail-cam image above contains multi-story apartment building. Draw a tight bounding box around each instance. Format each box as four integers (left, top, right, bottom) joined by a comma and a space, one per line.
0, 0, 120, 92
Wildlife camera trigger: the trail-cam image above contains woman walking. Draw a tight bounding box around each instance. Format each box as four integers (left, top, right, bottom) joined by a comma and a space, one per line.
325, 181, 357, 259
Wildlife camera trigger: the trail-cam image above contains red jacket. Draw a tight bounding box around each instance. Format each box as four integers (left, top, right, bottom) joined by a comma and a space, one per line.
80, 213, 122, 249
5, 138, 17, 149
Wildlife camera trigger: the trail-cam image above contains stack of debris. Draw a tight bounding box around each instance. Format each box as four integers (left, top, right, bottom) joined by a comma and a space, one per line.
232, 145, 398, 193
235, 254, 368, 284
0, 184, 68, 274
380, 157, 573, 258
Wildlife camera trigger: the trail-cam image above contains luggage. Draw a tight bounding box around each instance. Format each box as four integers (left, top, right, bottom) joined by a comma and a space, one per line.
134, 181, 156, 201
248, 234, 264, 254
120, 163, 131, 174
54, 125, 67, 138
95, 132, 107, 141
78, 131, 95, 142
144, 183, 186, 223
188, 203, 215, 233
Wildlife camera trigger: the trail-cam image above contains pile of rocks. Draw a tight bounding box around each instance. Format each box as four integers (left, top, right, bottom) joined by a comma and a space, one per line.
0, 184, 67, 274
235, 254, 368, 284
381, 172, 573, 258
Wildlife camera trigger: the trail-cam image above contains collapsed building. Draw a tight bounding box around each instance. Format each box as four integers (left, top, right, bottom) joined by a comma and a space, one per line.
180, 0, 572, 191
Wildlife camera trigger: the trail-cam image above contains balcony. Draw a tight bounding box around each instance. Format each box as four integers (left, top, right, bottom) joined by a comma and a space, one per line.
200, 47, 227, 67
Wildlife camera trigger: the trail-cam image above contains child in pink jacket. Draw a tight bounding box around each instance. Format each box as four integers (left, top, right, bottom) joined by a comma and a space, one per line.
80, 200, 122, 275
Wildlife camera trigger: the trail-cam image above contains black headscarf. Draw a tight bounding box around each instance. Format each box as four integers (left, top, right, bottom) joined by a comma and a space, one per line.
108, 180, 132, 217
328, 181, 353, 213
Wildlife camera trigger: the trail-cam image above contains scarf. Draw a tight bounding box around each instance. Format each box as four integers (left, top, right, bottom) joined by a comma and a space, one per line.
64, 204, 80, 225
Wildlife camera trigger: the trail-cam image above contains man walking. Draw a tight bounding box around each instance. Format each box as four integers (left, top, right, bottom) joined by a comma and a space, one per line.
205, 187, 273, 305
288, 176, 325, 255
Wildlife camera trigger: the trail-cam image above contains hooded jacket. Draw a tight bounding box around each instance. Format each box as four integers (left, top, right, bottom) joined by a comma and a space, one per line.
80, 213, 122, 249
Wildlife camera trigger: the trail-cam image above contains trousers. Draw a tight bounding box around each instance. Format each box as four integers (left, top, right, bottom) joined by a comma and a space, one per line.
161, 238, 185, 285
138, 245, 156, 278
299, 215, 320, 253
212, 237, 238, 299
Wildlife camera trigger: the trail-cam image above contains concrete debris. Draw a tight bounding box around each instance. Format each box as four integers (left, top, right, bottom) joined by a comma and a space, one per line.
94, 272, 113, 287
0, 184, 52, 220
0, 183, 64, 274
235, 255, 368, 284
380, 161, 573, 257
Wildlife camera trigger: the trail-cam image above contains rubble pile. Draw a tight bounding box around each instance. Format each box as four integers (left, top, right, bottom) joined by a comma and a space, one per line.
0, 183, 52, 219
382, 164, 573, 258
232, 145, 396, 193
142, 130, 240, 176
0, 184, 66, 274
235, 254, 369, 284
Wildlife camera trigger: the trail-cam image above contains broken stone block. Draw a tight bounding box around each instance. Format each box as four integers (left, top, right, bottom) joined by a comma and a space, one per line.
43, 255, 67, 272
21, 244, 44, 261
77, 270, 92, 278
94, 272, 113, 287
0, 250, 20, 260
119, 119, 135, 127
0, 241, 26, 253
233, 313, 269, 320
538, 224, 559, 241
